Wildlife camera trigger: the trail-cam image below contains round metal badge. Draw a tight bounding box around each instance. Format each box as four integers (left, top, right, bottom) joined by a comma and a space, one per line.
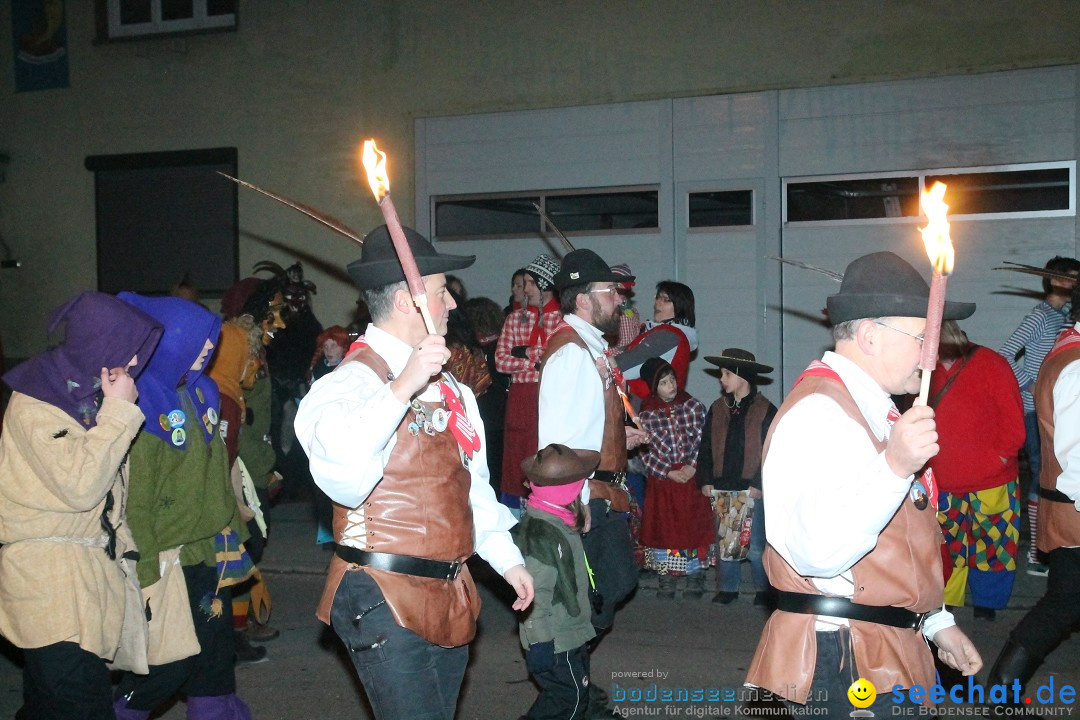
431, 408, 449, 433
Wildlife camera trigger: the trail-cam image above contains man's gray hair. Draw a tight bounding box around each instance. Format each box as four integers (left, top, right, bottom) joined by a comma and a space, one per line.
362, 280, 408, 324
831, 317, 880, 343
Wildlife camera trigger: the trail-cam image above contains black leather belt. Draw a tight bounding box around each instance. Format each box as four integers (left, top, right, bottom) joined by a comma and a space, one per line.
593, 470, 627, 483
335, 546, 464, 581
776, 591, 927, 630
1040, 486, 1074, 504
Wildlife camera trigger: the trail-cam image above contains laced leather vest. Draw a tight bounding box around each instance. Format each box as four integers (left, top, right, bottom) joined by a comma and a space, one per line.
745, 367, 942, 702
315, 345, 481, 647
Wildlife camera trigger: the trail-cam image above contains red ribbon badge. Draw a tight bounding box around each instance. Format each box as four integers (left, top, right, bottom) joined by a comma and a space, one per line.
439, 380, 481, 459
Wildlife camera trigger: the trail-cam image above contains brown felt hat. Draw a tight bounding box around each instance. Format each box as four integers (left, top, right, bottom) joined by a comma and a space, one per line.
521, 444, 601, 487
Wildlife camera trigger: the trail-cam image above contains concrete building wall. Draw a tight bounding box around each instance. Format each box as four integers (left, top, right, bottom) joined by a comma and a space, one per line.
2, 1, 1080, 357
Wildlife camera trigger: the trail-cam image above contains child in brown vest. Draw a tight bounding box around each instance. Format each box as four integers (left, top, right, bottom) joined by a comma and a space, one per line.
697, 349, 777, 606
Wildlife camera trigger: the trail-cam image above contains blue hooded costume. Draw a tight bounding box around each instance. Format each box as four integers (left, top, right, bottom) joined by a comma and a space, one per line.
113, 297, 252, 720
117, 294, 239, 587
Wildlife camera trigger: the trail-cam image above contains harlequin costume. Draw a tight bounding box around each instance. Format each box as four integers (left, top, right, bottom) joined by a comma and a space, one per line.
926, 342, 1024, 614
113, 294, 253, 720
0, 292, 162, 720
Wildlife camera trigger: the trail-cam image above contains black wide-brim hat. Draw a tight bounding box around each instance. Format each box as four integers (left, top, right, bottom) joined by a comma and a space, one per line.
705, 348, 773, 375
521, 444, 601, 487
347, 225, 475, 291
553, 249, 635, 292
826, 251, 975, 325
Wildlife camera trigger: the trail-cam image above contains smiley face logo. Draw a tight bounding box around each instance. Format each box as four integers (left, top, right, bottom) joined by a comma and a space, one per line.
847, 677, 876, 708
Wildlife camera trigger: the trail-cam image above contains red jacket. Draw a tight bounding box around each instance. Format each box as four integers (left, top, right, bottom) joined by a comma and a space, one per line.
926, 345, 1024, 494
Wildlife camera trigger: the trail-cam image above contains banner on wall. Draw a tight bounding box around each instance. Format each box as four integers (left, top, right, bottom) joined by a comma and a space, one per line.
12, 0, 69, 92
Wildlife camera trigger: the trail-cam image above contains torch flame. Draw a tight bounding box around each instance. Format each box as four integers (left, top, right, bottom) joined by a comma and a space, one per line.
361, 139, 390, 202
920, 181, 954, 274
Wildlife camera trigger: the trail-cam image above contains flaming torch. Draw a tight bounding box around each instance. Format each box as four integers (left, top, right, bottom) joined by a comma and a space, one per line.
916, 181, 954, 405
361, 139, 437, 335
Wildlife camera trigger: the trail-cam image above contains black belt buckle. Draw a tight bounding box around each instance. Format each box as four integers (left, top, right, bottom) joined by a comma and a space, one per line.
446, 560, 463, 581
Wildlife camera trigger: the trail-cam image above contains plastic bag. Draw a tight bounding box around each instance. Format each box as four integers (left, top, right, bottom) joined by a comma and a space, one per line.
712, 489, 754, 561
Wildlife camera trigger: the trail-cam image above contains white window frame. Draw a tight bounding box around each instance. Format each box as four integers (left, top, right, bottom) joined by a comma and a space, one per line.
104, 0, 236, 40
783, 161, 1075, 226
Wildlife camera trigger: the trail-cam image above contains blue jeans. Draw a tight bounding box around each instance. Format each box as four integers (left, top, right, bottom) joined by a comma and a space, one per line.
718, 497, 769, 593
774, 629, 921, 715
330, 570, 468, 720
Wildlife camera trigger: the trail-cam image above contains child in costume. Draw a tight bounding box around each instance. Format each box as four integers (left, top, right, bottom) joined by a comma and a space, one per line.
697, 348, 777, 606
208, 317, 274, 661
637, 357, 712, 599
513, 444, 601, 720
112, 294, 254, 720
0, 292, 162, 720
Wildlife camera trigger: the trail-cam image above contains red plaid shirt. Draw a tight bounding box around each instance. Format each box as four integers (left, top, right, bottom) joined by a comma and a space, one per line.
612, 307, 642, 352
639, 394, 707, 478
494, 298, 562, 384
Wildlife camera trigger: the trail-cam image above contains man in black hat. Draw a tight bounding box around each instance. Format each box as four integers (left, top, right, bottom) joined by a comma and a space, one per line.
294, 225, 533, 720
745, 251, 982, 715
537, 248, 648, 718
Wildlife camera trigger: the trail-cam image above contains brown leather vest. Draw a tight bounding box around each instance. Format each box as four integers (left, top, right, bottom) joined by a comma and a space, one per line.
1033, 341, 1080, 552
745, 371, 943, 702
540, 325, 628, 506
315, 345, 481, 647
708, 392, 770, 484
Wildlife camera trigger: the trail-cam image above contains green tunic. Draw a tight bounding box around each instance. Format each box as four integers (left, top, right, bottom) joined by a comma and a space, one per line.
127, 389, 241, 587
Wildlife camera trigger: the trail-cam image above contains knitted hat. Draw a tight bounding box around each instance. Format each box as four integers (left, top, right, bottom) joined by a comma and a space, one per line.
525, 254, 560, 292
610, 263, 635, 288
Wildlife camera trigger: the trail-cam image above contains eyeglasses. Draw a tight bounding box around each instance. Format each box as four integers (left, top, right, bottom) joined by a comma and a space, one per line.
874, 321, 924, 346
587, 287, 620, 298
